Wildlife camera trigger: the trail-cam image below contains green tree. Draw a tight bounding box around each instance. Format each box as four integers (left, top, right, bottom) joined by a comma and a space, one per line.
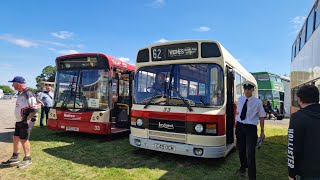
28, 87, 37, 93
0, 85, 14, 94
36, 65, 56, 84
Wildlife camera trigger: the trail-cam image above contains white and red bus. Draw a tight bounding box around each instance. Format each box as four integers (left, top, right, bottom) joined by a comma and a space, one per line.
48, 53, 135, 135
291, 0, 320, 115
130, 40, 256, 158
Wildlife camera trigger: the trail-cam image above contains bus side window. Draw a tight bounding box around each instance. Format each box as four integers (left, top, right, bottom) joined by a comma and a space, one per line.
235, 72, 242, 99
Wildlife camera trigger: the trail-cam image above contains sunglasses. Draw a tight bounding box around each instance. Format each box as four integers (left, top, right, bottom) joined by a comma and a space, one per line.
243, 86, 254, 90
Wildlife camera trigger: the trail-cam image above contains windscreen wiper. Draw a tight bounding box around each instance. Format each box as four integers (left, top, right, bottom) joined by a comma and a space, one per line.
143, 84, 166, 109
169, 84, 193, 112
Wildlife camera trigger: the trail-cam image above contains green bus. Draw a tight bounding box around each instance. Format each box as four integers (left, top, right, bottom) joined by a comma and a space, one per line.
251, 72, 285, 120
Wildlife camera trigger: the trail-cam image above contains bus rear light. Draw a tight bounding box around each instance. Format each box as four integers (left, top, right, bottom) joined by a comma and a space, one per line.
99, 113, 103, 116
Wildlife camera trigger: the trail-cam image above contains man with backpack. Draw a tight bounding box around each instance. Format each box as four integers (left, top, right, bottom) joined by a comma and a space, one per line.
37, 85, 54, 128
1, 76, 39, 168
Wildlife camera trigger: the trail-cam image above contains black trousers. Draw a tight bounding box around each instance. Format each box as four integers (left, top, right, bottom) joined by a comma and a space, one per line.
40, 106, 51, 126
236, 122, 258, 180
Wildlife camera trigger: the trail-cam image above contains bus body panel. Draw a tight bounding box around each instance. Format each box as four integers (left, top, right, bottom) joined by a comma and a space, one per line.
48, 108, 111, 134
131, 109, 226, 136
129, 134, 234, 158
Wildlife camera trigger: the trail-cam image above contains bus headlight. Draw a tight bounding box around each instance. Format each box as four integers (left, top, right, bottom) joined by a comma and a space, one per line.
136, 118, 143, 127
195, 124, 204, 133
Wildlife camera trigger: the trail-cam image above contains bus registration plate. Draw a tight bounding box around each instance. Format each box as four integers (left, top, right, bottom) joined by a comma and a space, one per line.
66, 126, 79, 131
154, 143, 176, 151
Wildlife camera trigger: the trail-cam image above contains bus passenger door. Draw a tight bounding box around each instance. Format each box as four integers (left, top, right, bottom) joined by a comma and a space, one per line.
226, 67, 235, 144
115, 73, 131, 128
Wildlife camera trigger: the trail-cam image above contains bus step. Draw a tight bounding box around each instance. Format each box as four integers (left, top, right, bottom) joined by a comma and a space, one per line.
111, 127, 129, 134
111, 117, 116, 122
110, 122, 116, 128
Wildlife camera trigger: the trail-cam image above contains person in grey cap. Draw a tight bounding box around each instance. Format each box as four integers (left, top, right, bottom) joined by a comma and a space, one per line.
1, 76, 39, 168
235, 81, 266, 180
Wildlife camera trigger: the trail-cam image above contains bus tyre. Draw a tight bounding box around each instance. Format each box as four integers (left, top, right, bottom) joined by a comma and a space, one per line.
276, 116, 284, 120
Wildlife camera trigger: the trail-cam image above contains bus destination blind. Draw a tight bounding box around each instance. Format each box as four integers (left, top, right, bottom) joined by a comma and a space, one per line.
151, 42, 198, 61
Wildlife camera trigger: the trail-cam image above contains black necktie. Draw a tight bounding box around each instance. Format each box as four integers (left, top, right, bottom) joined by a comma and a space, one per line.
240, 99, 248, 120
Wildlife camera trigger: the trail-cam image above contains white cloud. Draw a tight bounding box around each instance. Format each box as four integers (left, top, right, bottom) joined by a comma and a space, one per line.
290, 16, 306, 34
117, 57, 130, 62
0, 63, 14, 71
194, 26, 211, 32
58, 49, 79, 55
48, 47, 81, 55
51, 31, 74, 39
0, 34, 38, 48
155, 38, 169, 43
148, 0, 165, 8
41, 40, 67, 47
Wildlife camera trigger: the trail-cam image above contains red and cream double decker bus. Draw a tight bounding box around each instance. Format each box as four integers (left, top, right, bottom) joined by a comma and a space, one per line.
130, 40, 256, 158
48, 53, 135, 135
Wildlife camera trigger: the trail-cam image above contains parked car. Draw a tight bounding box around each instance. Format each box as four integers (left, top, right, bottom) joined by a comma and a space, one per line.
3, 93, 12, 99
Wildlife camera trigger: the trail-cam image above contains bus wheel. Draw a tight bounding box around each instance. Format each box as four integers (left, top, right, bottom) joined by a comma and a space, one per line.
276, 116, 284, 120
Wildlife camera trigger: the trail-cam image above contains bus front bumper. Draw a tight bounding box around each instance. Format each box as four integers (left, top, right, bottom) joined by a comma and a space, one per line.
130, 134, 234, 158
48, 119, 110, 135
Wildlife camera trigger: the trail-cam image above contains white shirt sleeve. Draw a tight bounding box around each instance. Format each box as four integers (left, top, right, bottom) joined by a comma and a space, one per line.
258, 101, 266, 118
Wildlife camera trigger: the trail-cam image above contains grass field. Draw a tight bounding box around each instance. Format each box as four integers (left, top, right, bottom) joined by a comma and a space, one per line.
0, 124, 288, 180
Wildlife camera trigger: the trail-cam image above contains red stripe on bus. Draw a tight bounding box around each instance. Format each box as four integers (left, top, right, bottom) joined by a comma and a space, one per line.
132, 110, 226, 135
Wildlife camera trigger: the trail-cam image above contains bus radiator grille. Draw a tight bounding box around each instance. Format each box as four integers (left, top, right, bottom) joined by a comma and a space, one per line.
148, 130, 186, 143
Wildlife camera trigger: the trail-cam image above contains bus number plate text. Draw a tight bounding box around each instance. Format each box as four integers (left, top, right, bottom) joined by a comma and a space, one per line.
66, 126, 79, 131
154, 143, 176, 151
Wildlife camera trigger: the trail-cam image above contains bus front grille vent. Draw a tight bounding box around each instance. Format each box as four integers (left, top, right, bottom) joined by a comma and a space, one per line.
148, 130, 186, 143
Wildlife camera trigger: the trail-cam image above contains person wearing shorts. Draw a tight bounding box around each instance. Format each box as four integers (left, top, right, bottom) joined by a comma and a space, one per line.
1, 76, 39, 169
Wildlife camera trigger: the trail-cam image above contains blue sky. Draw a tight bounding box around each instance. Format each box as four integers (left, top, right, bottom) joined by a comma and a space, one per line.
0, 0, 314, 88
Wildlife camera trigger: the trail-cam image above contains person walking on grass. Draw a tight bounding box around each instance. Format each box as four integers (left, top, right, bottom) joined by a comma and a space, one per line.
288, 85, 320, 180
236, 81, 266, 180
1, 76, 39, 168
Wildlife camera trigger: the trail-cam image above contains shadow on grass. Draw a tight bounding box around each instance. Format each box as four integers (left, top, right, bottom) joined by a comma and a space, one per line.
28, 126, 288, 179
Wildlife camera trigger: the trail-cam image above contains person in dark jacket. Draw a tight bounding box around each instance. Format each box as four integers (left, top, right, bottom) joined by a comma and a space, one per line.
288, 84, 320, 180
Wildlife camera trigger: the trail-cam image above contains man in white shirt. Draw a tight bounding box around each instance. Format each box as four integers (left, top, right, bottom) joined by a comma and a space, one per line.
236, 81, 265, 180
1, 76, 39, 169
